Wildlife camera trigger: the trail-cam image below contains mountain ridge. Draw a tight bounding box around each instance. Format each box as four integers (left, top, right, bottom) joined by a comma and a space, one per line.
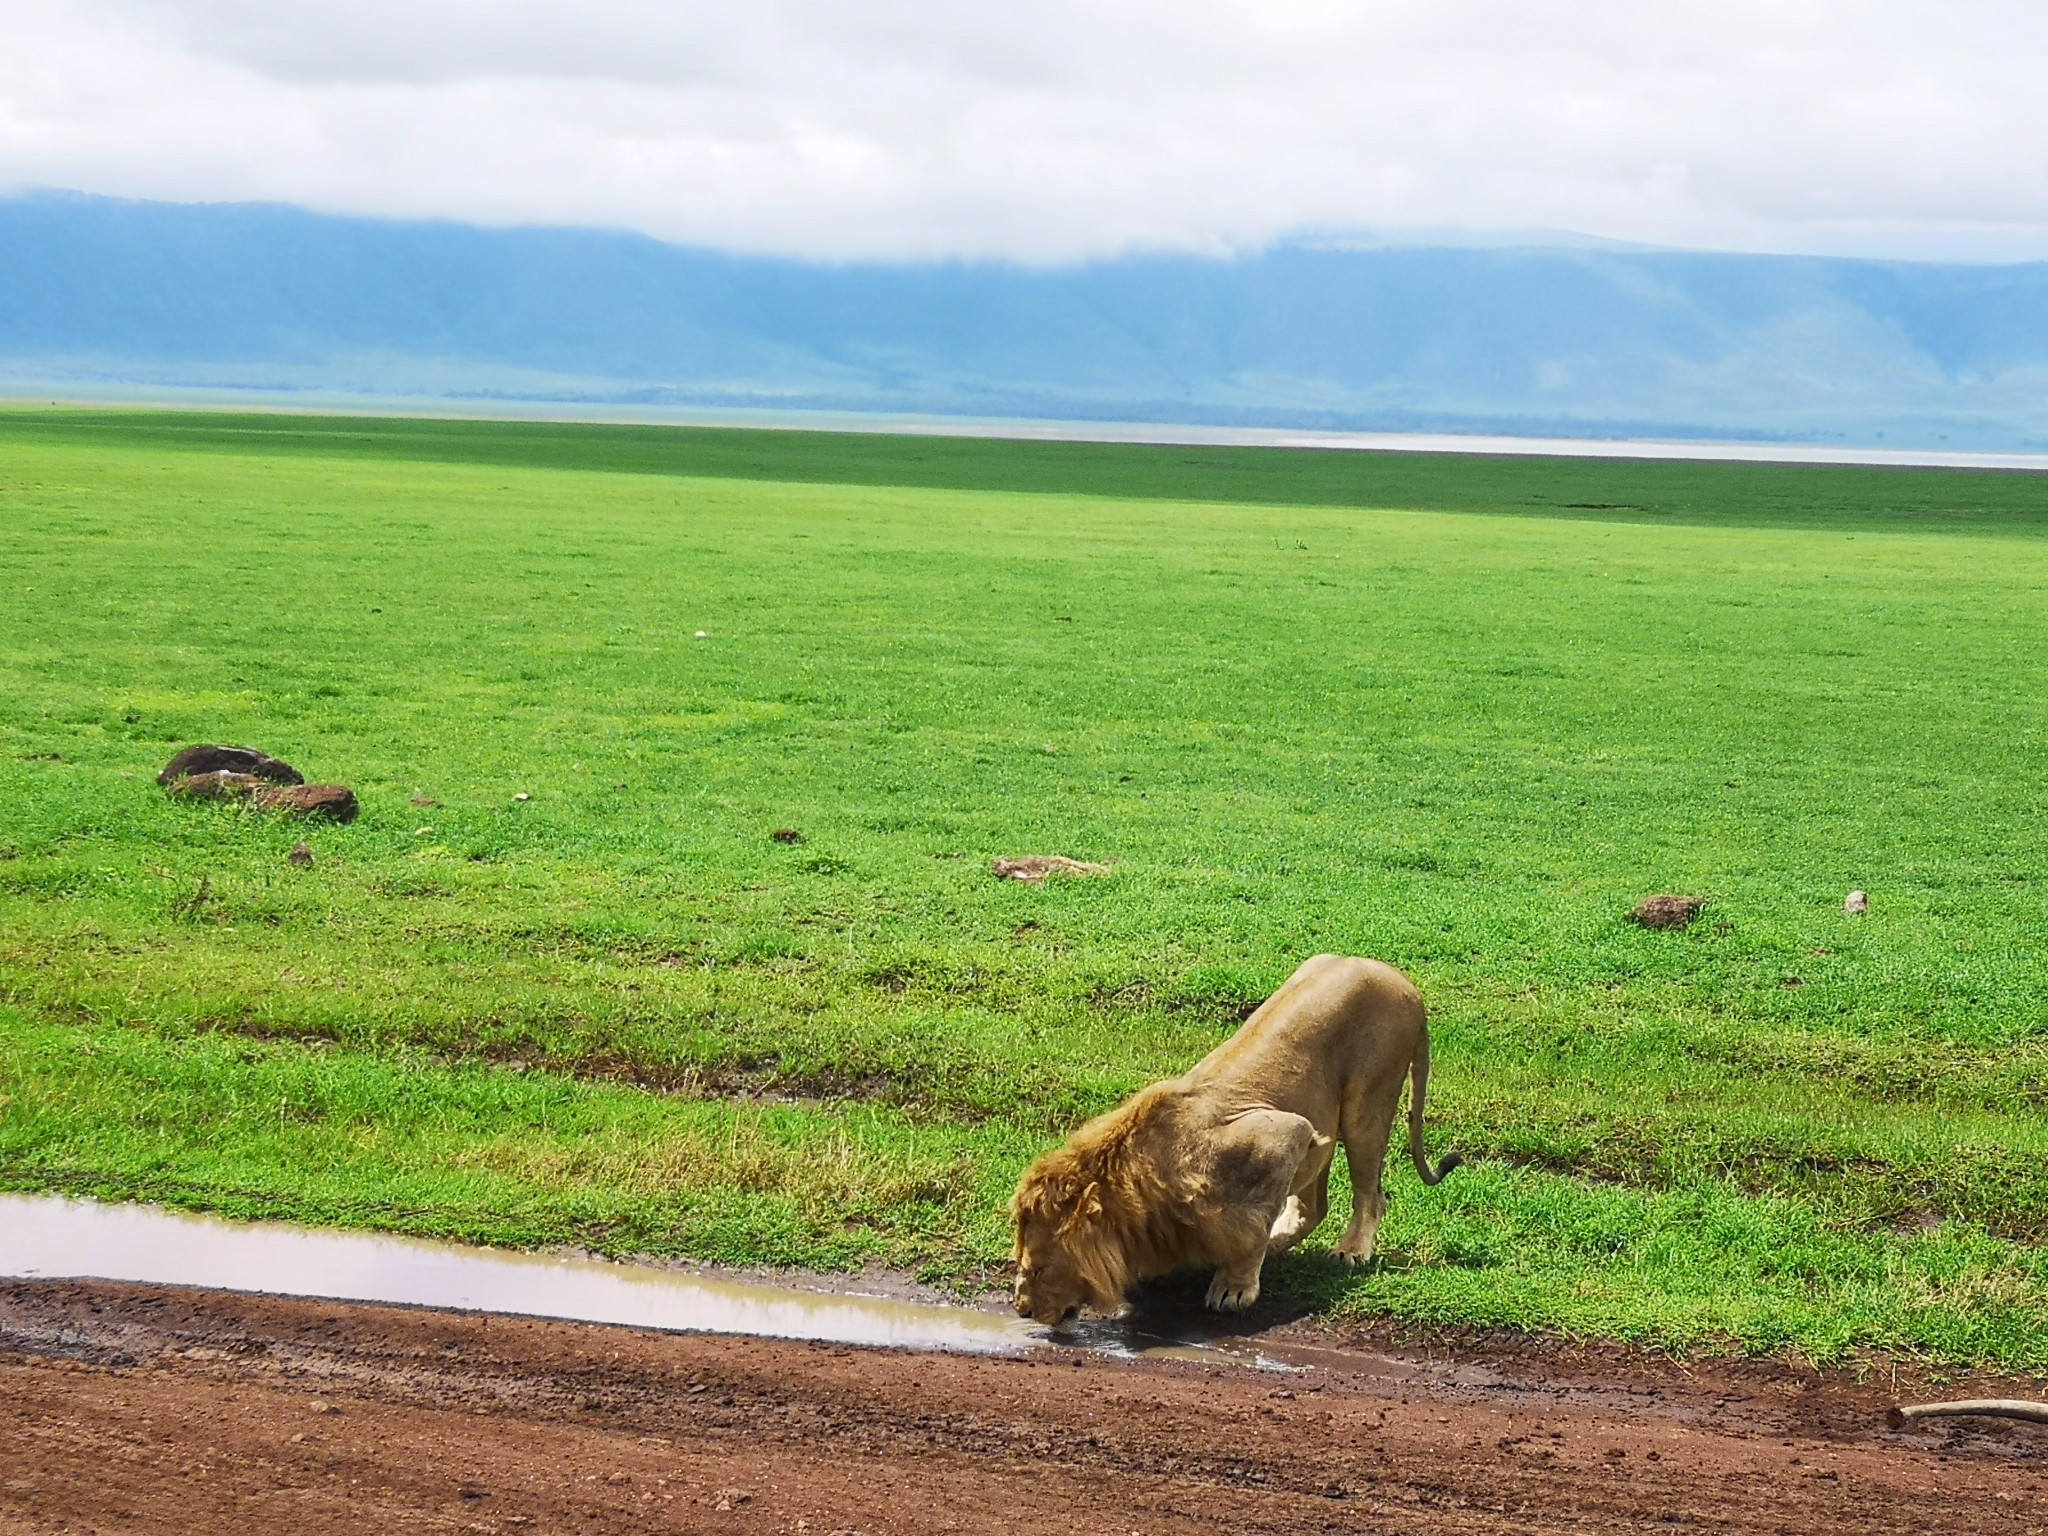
4, 191, 2046, 449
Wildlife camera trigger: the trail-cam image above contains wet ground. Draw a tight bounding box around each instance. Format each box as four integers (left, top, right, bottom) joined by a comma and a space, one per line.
0, 1194, 1309, 1367
5, 1277, 2046, 1535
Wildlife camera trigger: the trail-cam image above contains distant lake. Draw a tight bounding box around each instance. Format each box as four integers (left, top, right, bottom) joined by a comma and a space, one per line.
6, 382, 2047, 473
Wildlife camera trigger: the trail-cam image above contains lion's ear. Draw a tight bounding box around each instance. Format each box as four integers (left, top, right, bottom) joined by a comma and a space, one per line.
1055, 1182, 1104, 1237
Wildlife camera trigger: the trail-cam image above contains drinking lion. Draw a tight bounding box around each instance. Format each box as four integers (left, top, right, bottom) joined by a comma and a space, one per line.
1011, 954, 1460, 1326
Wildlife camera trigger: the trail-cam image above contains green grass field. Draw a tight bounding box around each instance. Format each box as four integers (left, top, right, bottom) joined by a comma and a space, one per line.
4, 407, 2046, 1370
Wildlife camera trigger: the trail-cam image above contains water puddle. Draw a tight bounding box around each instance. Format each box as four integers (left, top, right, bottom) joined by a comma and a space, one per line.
0, 1194, 1303, 1367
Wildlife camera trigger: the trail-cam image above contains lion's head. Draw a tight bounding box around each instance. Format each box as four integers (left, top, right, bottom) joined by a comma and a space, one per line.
1010, 1156, 1126, 1328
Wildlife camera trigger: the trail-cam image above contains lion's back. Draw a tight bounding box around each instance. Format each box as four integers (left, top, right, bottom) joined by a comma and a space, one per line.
1184, 954, 1423, 1101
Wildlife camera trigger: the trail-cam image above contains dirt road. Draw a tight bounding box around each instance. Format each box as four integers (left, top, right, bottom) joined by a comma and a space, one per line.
2, 1280, 2042, 1533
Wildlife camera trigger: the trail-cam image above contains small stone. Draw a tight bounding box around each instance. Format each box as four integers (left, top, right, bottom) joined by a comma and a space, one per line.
1845, 890, 1869, 914
513, 792, 531, 803
287, 841, 314, 868
770, 828, 805, 844
695, 630, 709, 638
410, 795, 441, 808
416, 827, 434, 837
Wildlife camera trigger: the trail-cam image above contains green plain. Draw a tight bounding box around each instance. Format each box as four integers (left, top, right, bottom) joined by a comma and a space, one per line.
2, 408, 2044, 1370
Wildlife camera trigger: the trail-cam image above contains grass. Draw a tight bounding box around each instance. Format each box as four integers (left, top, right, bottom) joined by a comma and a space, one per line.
3, 406, 2046, 1370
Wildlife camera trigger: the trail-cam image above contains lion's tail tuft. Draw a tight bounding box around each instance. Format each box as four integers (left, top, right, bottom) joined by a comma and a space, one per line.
1408, 1027, 1460, 1187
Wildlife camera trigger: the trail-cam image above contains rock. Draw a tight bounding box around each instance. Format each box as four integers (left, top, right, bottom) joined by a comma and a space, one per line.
159, 745, 303, 787
287, 842, 314, 868
167, 769, 357, 823
1629, 894, 1706, 930
165, 770, 265, 803
992, 855, 1112, 883
1845, 890, 1869, 914
771, 828, 805, 844
254, 784, 359, 823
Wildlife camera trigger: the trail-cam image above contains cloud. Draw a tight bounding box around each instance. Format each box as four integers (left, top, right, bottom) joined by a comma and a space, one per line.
3, 1, 2047, 262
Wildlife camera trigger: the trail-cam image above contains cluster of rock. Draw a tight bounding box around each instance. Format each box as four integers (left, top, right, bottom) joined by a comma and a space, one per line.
159, 745, 359, 823
1629, 889, 1870, 929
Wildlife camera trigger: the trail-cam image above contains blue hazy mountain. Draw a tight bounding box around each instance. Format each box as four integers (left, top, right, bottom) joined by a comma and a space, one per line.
5, 190, 2048, 447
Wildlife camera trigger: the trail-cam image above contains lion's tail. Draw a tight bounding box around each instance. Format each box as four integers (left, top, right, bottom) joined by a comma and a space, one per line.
1408, 1026, 1462, 1187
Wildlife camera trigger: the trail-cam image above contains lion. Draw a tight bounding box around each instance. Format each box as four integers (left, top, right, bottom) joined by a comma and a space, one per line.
1011, 954, 1460, 1327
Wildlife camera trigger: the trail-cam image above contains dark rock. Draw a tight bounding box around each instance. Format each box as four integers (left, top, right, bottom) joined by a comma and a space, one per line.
287, 842, 314, 868
1629, 894, 1706, 930
165, 770, 265, 802
159, 745, 304, 787
255, 784, 359, 823
165, 770, 356, 823
770, 828, 805, 844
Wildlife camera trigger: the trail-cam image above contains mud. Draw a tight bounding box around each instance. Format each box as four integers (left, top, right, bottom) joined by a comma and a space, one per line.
4, 1279, 2045, 1534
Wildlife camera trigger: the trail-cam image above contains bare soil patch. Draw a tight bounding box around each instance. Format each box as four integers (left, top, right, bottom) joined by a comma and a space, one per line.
2, 1281, 2043, 1534
1629, 894, 1707, 930
992, 855, 1111, 882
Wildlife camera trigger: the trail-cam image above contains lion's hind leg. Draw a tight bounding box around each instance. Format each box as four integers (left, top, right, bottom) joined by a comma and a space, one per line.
1267, 1195, 1309, 1248
1335, 1084, 1401, 1268
1266, 1157, 1331, 1252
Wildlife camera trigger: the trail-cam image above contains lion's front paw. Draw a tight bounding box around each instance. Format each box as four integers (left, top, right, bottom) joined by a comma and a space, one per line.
1204, 1273, 1261, 1312
1336, 1247, 1378, 1270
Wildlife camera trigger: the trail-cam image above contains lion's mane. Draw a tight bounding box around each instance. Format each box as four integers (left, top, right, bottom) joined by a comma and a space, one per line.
1011, 1088, 1218, 1306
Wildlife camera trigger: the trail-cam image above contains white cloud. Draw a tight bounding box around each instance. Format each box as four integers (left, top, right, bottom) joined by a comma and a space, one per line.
3, 0, 2047, 262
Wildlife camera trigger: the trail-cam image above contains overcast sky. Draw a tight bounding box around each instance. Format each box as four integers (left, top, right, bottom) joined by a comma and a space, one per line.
4, 1, 2046, 264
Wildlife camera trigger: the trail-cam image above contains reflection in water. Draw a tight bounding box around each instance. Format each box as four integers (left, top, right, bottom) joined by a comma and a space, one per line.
2, 1194, 1315, 1366
0, 1194, 1040, 1355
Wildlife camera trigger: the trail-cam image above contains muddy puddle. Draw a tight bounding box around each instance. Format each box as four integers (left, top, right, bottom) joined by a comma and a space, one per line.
0, 1194, 1325, 1369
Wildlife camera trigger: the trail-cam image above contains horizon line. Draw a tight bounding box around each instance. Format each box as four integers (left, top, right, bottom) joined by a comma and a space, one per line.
7, 389, 2045, 475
